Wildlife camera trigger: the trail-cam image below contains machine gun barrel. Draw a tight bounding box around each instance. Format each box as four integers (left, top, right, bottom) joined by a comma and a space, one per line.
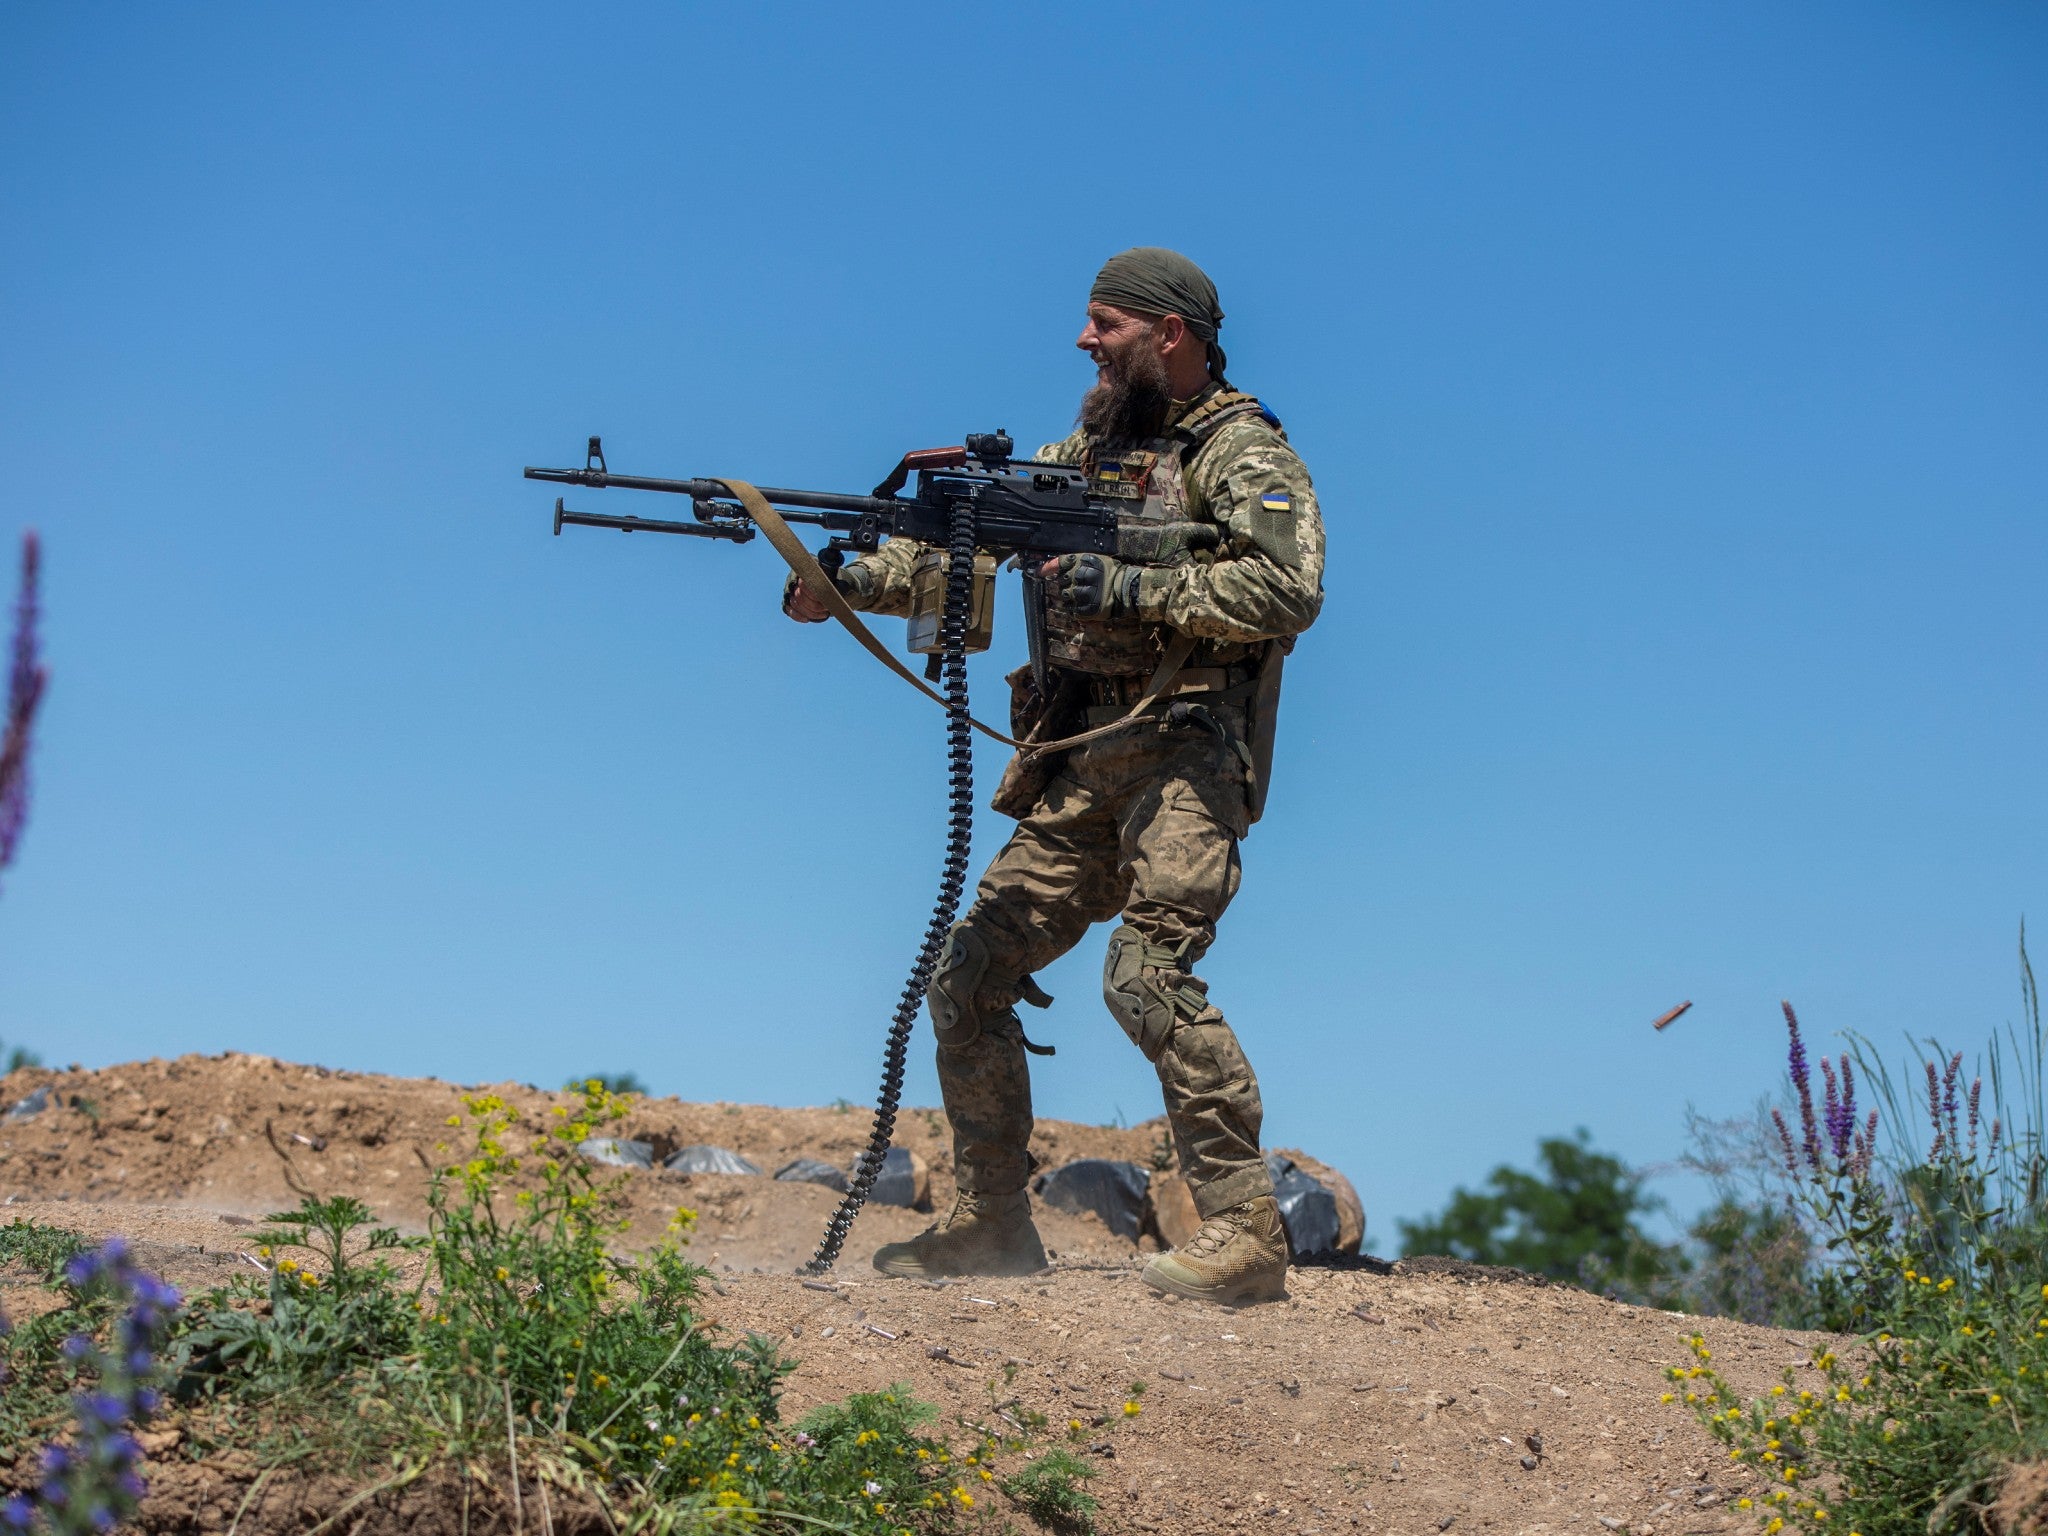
524, 464, 900, 520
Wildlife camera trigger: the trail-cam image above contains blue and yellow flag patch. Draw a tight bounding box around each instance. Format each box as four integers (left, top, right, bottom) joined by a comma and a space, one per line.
1259, 493, 1291, 513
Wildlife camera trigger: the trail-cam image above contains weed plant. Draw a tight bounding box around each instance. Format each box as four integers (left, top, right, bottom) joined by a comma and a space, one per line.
2, 1237, 183, 1534
1671, 944, 2048, 1536
8, 1082, 992, 1533
998, 1449, 1099, 1533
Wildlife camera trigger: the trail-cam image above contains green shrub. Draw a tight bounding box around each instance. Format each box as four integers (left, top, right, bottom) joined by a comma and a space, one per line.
1671, 1274, 2047, 1535
1671, 942, 2048, 1536
999, 1448, 1100, 1533
146, 1080, 974, 1531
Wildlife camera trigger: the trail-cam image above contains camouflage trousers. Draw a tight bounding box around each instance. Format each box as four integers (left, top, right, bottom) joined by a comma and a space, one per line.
926, 701, 1274, 1220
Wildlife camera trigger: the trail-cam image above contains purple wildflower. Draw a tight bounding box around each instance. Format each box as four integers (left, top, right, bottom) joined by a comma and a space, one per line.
1926, 1060, 1945, 1160
1850, 1108, 1880, 1181
1771, 1108, 1799, 1175
0, 531, 44, 881
75, 1392, 125, 1429
2, 1494, 32, 1530
1784, 1002, 1821, 1172
1990, 1117, 2004, 1154
1942, 1052, 1963, 1151
16, 1237, 179, 1533
1820, 1057, 1856, 1164
1967, 1077, 1982, 1157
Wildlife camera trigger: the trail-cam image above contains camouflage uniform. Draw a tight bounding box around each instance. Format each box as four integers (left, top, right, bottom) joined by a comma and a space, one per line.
840, 384, 1325, 1221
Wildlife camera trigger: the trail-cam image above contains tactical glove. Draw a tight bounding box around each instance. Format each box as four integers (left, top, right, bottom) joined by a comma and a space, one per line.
781, 561, 875, 619
1049, 552, 1143, 619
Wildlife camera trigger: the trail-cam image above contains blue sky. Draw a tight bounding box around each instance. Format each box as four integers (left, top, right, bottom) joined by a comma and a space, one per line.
2, 2, 2043, 1241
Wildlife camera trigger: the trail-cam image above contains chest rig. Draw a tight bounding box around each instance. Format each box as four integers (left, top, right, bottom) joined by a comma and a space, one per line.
1045, 391, 1270, 676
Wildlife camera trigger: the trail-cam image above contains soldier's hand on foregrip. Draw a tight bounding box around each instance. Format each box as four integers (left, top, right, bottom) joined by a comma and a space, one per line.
1046, 552, 1142, 619
782, 572, 831, 623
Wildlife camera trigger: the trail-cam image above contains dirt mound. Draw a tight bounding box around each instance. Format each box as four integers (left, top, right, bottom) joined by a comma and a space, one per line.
1, 1057, 1835, 1535
1997, 1463, 2048, 1536
0, 1054, 1177, 1269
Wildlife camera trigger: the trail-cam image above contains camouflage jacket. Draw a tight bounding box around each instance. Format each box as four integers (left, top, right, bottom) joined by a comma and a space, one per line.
835, 383, 1325, 673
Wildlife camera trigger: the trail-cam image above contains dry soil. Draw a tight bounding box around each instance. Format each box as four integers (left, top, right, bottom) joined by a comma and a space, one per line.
1, 1056, 1827, 1536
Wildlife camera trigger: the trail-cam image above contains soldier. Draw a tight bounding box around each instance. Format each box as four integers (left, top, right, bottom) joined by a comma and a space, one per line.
786, 248, 1325, 1305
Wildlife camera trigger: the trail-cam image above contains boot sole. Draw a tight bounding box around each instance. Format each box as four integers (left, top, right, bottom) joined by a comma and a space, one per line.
1140, 1262, 1288, 1307
872, 1254, 1049, 1279
872, 1241, 1050, 1280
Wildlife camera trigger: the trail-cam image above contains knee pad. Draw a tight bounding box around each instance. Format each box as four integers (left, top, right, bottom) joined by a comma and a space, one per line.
1102, 924, 1211, 1063
929, 923, 995, 1049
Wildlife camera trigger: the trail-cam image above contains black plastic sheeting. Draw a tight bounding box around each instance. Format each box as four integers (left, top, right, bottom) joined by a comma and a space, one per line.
869, 1145, 923, 1208
577, 1137, 655, 1169
664, 1145, 763, 1175
1265, 1151, 1341, 1256
1033, 1158, 1151, 1241
775, 1157, 850, 1193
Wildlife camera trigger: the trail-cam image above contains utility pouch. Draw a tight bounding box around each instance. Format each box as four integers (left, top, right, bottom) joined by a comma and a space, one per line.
1243, 637, 1291, 826
906, 549, 997, 655
990, 665, 1077, 820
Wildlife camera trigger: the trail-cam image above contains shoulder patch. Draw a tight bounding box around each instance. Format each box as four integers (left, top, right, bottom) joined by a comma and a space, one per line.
1248, 489, 1301, 568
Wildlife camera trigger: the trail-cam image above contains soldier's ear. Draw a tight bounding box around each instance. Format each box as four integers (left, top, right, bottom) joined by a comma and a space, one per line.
1153, 313, 1189, 356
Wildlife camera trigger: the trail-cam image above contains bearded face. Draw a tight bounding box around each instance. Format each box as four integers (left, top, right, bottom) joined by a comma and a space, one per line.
1078, 317, 1174, 447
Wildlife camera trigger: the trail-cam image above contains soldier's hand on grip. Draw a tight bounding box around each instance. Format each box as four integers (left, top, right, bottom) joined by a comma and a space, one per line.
1045, 552, 1141, 619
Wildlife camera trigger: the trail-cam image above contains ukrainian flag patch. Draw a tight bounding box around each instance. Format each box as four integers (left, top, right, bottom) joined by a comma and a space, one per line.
1260, 493, 1291, 513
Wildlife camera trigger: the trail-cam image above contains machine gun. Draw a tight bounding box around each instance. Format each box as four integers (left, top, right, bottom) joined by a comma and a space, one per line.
528, 429, 1189, 1276
525, 431, 1126, 689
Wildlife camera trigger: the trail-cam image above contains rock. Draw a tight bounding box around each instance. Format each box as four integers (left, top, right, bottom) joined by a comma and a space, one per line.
577, 1137, 654, 1169
3, 1085, 50, 1122
664, 1144, 763, 1175
1033, 1158, 1150, 1241
1146, 1170, 1203, 1249
1273, 1146, 1365, 1254
868, 1145, 930, 1209
1265, 1151, 1342, 1256
775, 1156, 849, 1192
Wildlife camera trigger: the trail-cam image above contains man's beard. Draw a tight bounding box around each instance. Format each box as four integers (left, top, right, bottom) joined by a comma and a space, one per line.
1078, 340, 1173, 447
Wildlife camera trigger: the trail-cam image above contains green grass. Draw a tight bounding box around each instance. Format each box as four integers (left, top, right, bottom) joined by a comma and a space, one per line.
0, 1218, 86, 1277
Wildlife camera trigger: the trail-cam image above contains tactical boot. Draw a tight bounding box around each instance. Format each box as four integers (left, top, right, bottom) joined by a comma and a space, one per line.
1141, 1195, 1288, 1305
872, 1189, 1048, 1279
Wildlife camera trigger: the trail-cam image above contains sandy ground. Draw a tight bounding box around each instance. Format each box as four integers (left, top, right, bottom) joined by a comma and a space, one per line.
1, 1057, 1826, 1535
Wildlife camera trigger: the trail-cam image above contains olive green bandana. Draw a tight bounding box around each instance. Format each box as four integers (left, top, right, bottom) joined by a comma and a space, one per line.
1088, 247, 1229, 382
